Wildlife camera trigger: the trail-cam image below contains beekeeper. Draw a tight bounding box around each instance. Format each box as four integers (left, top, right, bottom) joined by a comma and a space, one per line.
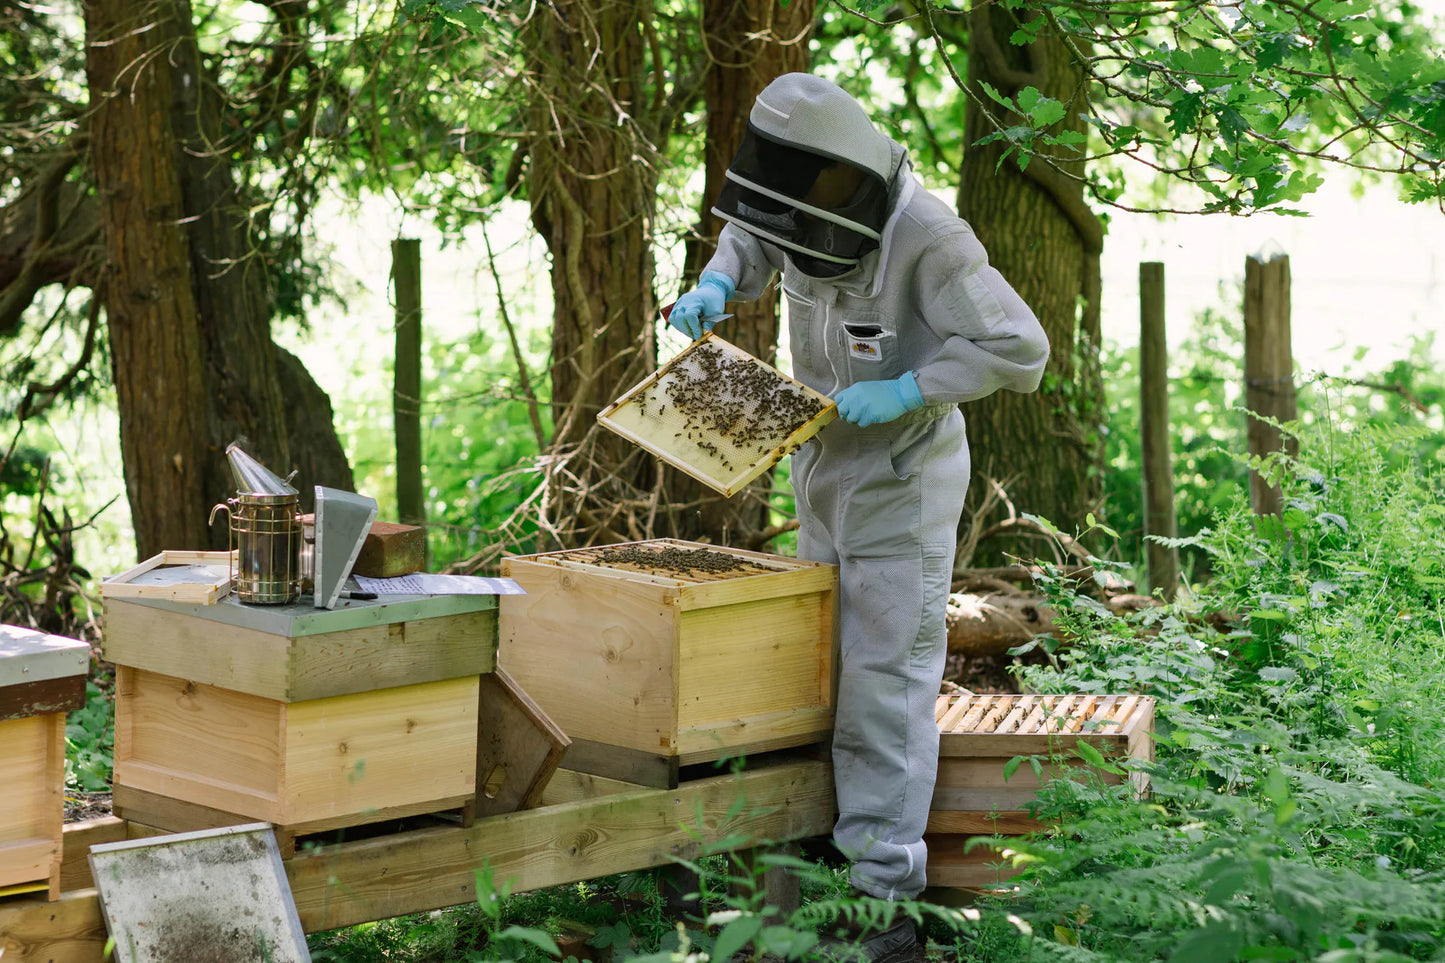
669, 73, 1049, 956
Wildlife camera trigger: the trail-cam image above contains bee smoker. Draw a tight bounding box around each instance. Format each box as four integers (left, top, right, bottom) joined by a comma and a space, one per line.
209, 444, 304, 605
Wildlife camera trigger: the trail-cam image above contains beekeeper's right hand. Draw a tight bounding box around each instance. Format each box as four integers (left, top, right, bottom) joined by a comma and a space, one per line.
668, 271, 736, 340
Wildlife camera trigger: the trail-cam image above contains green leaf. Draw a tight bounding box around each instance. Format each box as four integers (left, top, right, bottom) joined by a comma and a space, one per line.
712, 915, 765, 962
1075, 739, 1108, 768
1170, 921, 1245, 963
978, 80, 1014, 110
1002, 755, 1024, 782
1202, 862, 1251, 906
1030, 99, 1066, 128
757, 925, 818, 958
1262, 767, 1290, 805
494, 925, 562, 958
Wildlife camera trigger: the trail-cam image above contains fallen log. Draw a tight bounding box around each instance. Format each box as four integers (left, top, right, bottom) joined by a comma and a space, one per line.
945, 591, 1057, 658
945, 591, 1165, 657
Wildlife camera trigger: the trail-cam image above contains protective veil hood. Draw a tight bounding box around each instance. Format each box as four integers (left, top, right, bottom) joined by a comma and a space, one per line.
712, 74, 897, 278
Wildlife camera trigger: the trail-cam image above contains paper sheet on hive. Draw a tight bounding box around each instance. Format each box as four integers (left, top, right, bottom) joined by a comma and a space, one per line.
598, 333, 837, 497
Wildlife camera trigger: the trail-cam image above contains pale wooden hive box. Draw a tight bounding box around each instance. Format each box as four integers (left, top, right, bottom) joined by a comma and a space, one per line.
926, 692, 1155, 890
102, 593, 498, 850
500, 538, 837, 787
0, 624, 89, 901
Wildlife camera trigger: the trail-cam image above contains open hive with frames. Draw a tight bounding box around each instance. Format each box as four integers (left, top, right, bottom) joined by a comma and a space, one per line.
499, 538, 838, 786
597, 332, 837, 496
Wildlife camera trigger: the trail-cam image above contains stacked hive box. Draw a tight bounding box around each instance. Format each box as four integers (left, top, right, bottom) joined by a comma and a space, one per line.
0, 625, 89, 900
102, 593, 497, 853
501, 539, 838, 788
927, 693, 1155, 890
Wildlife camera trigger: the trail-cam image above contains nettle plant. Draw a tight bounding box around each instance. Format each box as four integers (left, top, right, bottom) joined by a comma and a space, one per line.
988, 419, 1445, 962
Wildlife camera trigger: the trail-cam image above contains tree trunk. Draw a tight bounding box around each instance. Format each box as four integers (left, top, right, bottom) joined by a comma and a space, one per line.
163, 0, 352, 520
83, 0, 212, 560
524, 0, 661, 547
84, 0, 353, 560
957, 8, 1103, 561
670, 0, 813, 547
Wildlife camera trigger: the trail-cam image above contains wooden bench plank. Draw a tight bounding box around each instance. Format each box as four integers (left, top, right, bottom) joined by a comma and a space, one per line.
0, 758, 833, 962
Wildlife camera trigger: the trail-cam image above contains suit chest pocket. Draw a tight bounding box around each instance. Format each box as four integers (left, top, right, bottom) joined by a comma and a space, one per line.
840, 309, 899, 378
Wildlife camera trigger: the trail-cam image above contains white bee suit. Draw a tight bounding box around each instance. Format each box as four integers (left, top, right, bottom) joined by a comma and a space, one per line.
702, 73, 1049, 899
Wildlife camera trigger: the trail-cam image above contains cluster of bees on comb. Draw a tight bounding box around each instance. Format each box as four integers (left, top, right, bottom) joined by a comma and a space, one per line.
635, 340, 826, 473
591, 544, 760, 578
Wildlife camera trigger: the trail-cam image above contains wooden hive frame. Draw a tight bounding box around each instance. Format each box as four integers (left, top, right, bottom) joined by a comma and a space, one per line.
926, 692, 1155, 890
597, 333, 837, 497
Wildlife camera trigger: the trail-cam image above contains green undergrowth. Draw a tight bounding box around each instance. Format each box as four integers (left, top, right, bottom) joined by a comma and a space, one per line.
310, 414, 1445, 963
987, 416, 1445, 961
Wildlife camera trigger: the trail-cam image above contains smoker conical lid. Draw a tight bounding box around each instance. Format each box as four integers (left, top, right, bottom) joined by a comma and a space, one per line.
225, 443, 298, 496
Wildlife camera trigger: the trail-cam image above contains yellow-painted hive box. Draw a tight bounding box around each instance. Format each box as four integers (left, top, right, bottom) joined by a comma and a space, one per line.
101, 593, 497, 852
0, 625, 89, 901
500, 538, 838, 787
926, 692, 1155, 890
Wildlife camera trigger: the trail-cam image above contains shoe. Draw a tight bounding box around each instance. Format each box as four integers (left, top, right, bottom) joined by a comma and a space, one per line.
814, 919, 918, 963
815, 891, 919, 963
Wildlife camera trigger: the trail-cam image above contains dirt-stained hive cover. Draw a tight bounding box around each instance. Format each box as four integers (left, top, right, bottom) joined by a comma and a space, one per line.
89, 824, 309, 962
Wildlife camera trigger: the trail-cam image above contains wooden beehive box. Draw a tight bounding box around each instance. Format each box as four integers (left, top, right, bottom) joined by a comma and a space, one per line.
500, 538, 837, 788
926, 693, 1155, 890
597, 333, 837, 497
102, 593, 498, 851
0, 625, 89, 900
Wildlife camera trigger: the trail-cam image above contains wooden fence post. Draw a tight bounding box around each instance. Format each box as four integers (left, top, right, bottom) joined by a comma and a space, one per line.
1139, 262, 1179, 598
1243, 253, 1297, 517
392, 238, 425, 534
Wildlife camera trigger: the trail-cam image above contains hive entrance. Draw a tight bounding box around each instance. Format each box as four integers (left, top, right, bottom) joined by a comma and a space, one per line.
598, 333, 836, 497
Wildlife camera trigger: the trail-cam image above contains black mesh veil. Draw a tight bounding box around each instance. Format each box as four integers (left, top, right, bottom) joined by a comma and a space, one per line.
712, 124, 890, 277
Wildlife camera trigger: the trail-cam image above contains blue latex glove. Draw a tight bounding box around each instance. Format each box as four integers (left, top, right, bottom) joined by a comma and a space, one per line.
668, 271, 735, 339
834, 372, 925, 427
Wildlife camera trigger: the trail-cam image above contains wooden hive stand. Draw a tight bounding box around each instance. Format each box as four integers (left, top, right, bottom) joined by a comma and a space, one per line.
927, 692, 1155, 891
0, 624, 90, 901
102, 592, 499, 856
501, 538, 838, 788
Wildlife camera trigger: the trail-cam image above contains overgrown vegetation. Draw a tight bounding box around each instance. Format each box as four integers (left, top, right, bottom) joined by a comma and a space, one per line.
7, 293, 1445, 959
295, 409, 1445, 962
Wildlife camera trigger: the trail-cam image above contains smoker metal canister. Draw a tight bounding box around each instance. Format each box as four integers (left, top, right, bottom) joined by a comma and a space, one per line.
209, 492, 303, 605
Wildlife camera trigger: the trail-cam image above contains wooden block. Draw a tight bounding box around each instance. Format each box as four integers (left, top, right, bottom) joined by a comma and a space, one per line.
501, 539, 837, 786
113, 667, 479, 831
58, 817, 128, 894
102, 595, 497, 702
471, 667, 570, 818
351, 521, 426, 577
538, 767, 648, 807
